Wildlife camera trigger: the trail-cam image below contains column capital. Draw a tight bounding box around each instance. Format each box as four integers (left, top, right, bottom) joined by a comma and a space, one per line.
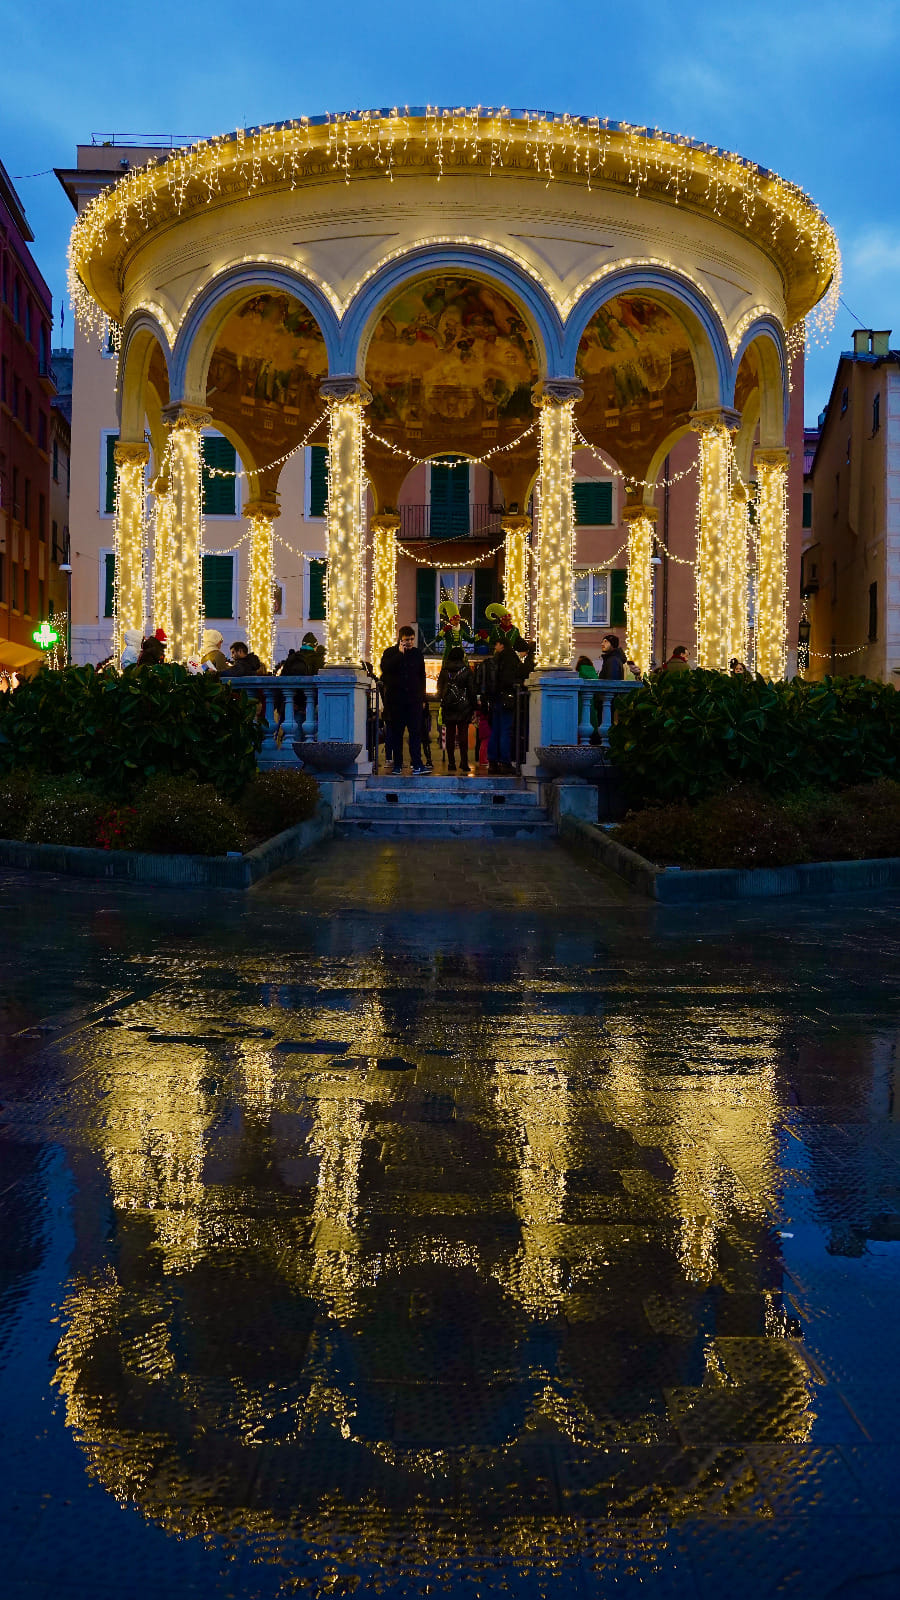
162, 402, 213, 431
371, 512, 401, 533
320, 375, 372, 405
114, 440, 150, 467
533, 378, 583, 407
754, 447, 790, 470
689, 406, 742, 433
621, 503, 659, 524
730, 481, 750, 503
243, 497, 281, 520
500, 513, 532, 534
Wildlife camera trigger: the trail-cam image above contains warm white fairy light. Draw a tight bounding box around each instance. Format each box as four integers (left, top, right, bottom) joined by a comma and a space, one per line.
536, 393, 576, 668
152, 487, 174, 644
624, 509, 654, 675
573, 426, 698, 491
370, 517, 398, 667
502, 520, 530, 636
112, 442, 149, 657
394, 538, 510, 567
165, 407, 209, 662
324, 390, 366, 664
726, 482, 750, 666
754, 449, 789, 679
246, 503, 278, 668
201, 411, 328, 480
694, 420, 733, 671
364, 420, 536, 470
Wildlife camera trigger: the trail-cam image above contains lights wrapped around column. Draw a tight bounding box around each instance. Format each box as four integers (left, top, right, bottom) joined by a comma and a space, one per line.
321, 378, 371, 665
244, 497, 279, 669
501, 514, 531, 637
370, 513, 399, 668
623, 502, 656, 676
754, 447, 789, 680
112, 441, 149, 657
162, 403, 211, 663
535, 381, 581, 668
691, 408, 740, 671
726, 481, 750, 668
152, 486, 173, 645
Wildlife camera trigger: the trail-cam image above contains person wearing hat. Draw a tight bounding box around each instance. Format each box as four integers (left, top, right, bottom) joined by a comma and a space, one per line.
437, 600, 472, 658
119, 628, 141, 669
200, 629, 230, 672
485, 603, 531, 654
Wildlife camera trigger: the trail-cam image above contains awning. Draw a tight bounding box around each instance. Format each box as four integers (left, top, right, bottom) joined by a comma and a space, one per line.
0, 640, 49, 674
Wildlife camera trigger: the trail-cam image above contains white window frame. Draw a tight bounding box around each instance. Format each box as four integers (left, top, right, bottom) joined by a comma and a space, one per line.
572, 475, 617, 528
200, 428, 240, 521
573, 570, 610, 627
302, 551, 327, 624
99, 428, 118, 519
304, 445, 327, 522
436, 569, 476, 631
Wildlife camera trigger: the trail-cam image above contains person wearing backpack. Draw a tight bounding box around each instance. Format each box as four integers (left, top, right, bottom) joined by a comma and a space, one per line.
437, 647, 476, 773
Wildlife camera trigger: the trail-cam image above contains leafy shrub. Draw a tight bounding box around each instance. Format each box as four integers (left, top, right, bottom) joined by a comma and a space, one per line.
96, 805, 140, 851
609, 671, 900, 808
23, 777, 111, 847
0, 664, 262, 800
237, 769, 319, 842
617, 787, 806, 869
0, 770, 35, 839
130, 774, 244, 856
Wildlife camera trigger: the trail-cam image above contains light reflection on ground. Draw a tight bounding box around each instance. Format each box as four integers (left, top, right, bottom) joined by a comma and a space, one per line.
1, 841, 900, 1599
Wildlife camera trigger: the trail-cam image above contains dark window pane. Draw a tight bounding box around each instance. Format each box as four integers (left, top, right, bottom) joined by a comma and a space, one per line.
308, 445, 328, 518
308, 557, 326, 621
574, 480, 614, 526
105, 433, 119, 515
200, 435, 237, 517
201, 554, 235, 619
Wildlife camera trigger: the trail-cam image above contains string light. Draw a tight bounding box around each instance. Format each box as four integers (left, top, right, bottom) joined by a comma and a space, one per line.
536, 391, 577, 668
394, 538, 510, 566
573, 427, 698, 491
364, 420, 537, 470
165, 406, 209, 662
370, 519, 398, 666
152, 487, 174, 644
624, 509, 654, 675
755, 449, 789, 679
246, 503, 278, 668
502, 522, 530, 635
112, 442, 149, 657
726, 482, 750, 666
694, 419, 733, 671
324, 389, 366, 664
201, 412, 328, 480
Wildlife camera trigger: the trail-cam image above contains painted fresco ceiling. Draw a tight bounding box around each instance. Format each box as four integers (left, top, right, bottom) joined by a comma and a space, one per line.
576, 295, 699, 480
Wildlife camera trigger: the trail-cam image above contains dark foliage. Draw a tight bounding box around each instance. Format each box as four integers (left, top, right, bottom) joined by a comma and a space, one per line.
129, 774, 244, 856
23, 776, 112, 847
237, 769, 319, 844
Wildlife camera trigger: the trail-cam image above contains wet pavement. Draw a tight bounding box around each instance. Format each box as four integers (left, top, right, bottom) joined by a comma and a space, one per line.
2, 838, 900, 1599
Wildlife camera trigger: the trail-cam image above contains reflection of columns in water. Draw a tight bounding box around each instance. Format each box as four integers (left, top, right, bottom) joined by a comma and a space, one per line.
244, 497, 279, 669
692, 409, 739, 671
754, 448, 789, 680
623, 502, 656, 675
113, 441, 149, 656
152, 486, 174, 644
321, 378, 371, 665
501, 514, 531, 635
162, 403, 211, 663
534, 382, 580, 667
726, 481, 750, 668
496, 1063, 573, 1317
370, 513, 399, 666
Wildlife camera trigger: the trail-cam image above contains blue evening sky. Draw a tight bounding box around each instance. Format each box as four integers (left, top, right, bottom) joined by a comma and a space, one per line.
2, 0, 898, 422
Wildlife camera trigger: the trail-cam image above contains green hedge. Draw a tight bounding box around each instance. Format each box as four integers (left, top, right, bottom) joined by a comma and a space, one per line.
0, 664, 262, 799
609, 671, 900, 807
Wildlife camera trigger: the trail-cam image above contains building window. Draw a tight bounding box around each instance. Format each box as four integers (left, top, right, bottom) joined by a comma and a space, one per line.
24, 299, 32, 344
39, 324, 48, 373
102, 431, 119, 516
307, 557, 326, 621
201, 553, 235, 619
38, 493, 45, 541
52, 439, 59, 481
873, 392, 881, 434
429, 461, 470, 538
13, 277, 20, 323
868, 581, 878, 642
12, 375, 19, 419
11, 563, 18, 611
65, 451, 70, 494
846, 436, 851, 465
840, 386, 849, 415
24, 390, 31, 435
38, 579, 44, 620
51, 520, 58, 560
802, 490, 813, 529
574, 571, 610, 626
22, 567, 29, 616
273, 580, 284, 618
38, 410, 47, 450
833, 472, 840, 515
0, 356, 6, 404
23, 478, 30, 530
12, 466, 18, 520
1, 258, 8, 304
200, 434, 238, 517
305, 444, 328, 520
102, 551, 116, 618
573, 479, 614, 526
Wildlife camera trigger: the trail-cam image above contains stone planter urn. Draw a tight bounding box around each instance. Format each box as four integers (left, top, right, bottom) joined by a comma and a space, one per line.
535, 744, 605, 778
292, 740, 362, 775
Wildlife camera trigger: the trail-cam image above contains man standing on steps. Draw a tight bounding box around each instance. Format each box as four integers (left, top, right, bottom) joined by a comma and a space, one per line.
379, 625, 431, 776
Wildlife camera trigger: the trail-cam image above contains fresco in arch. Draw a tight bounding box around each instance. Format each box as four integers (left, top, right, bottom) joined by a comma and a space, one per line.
207, 294, 328, 415
577, 295, 695, 414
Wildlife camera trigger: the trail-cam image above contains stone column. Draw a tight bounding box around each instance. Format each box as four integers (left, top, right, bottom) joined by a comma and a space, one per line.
500, 512, 531, 636
112, 440, 149, 656
690, 407, 740, 671
622, 499, 656, 676
320, 377, 371, 666
243, 496, 280, 669
162, 403, 211, 663
727, 480, 750, 669
370, 512, 399, 668
152, 484, 174, 646
534, 380, 581, 668
754, 447, 789, 679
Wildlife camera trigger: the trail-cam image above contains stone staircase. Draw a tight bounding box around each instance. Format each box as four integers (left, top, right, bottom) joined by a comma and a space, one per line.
335, 774, 554, 839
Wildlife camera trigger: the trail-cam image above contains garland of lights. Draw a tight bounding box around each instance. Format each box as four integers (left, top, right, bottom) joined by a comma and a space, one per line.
246, 504, 278, 668
152, 488, 174, 645
573, 427, 699, 491
201, 411, 328, 480
394, 538, 510, 566
502, 524, 530, 636
726, 483, 750, 666
754, 450, 789, 679
324, 389, 366, 664
694, 421, 733, 671
112, 443, 149, 657
370, 520, 398, 667
363, 420, 537, 470
165, 407, 209, 662
536, 393, 577, 668
624, 510, 654, 675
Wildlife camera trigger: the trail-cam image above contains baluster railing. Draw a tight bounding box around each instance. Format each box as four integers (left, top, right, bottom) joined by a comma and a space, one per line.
301, 681, 318, 740
577, 687, 595, 744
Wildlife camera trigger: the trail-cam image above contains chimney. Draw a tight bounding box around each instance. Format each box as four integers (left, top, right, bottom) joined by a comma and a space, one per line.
853, 329, 873, 355
872, 330, 891, 356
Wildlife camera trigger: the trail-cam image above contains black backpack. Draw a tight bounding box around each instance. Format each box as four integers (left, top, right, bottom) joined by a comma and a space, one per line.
441, 667, 473, 721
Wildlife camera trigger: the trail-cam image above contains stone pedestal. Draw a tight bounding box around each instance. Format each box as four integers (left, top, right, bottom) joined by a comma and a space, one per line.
315, 667, 373, 775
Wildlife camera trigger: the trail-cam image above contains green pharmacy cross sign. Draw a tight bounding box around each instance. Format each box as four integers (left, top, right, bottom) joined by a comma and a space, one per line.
32, 621, 59, 649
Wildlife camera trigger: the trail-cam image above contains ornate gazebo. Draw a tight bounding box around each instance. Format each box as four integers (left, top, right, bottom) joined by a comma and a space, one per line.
69, 110, 838, 706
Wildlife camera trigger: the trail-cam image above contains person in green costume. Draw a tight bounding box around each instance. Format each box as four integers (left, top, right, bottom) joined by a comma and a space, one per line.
438, 600, 473, 657
485, 602, 532, 654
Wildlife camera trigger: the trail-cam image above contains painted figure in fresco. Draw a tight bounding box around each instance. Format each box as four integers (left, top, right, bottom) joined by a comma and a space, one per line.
438, 600, 473, 657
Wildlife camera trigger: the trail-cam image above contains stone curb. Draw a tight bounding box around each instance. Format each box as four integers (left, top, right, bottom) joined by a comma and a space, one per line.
0, 801, 333, 890
559, 815, 900, 902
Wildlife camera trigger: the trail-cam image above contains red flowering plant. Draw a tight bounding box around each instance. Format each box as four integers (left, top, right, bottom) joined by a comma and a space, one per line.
95, 805, 139, 851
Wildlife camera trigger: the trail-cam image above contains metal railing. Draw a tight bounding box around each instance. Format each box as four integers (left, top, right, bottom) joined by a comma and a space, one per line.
399, 503, 507, 541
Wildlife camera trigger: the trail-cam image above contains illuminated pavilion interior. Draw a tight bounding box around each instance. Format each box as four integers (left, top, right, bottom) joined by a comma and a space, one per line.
67, 110, 839, 679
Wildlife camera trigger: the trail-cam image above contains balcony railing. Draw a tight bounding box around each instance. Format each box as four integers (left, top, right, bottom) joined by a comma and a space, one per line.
399, 503, 507, 541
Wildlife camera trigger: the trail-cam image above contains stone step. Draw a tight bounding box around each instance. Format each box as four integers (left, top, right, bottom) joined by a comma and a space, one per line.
335, 815, 555, 839
344, 801, 542, 824
353, 787, 541, 809
366, 773, 527, 790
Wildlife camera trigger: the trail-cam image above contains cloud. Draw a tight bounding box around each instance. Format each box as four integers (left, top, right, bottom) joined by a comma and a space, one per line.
847, 229, 900, 279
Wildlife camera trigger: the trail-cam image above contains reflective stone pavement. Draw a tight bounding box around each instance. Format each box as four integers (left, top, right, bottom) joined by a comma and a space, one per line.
2, 840, 900, 1599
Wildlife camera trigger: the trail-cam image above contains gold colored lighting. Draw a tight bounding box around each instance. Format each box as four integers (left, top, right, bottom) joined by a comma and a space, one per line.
624, 508, 654, 675
536, 394, 576, 668
371, 517, 398, 667
245, 501, 279, 668
502, 520, 530, 637
164, 407, 209, 663
152, 487, 174, 644
755, 450, 789, 679
726, 483, 750, 667
694, 421, 733, 671
324, 391, 367, 665
113, 442, 149, 657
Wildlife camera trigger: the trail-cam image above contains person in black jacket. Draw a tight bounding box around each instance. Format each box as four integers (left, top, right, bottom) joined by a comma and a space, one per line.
379, 625, 430, 774
437, 647, 476, 773
221, 641, 263, 677
478, 639, 530, 774
599, 633, 627, 679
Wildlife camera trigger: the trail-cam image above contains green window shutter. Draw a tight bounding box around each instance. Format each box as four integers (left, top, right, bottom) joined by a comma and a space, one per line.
802, 490, 812, 529
573, 480, 613, 526
308, 558, 327, 621
473, 567, 498, 630
200, 435, 237, 517
309, 445, 328, 519
430, 461, 470, 538
610, 568, 627, 627
104, 433, 119, 515
201, 554, 234, 619
416, 568, 437, 648
103, 551, 116, 618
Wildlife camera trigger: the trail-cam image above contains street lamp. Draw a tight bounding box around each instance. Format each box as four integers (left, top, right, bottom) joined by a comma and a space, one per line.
798, 613, 811, 676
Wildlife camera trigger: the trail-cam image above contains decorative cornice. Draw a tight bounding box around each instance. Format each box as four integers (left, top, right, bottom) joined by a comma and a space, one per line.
113, 440, 150, 466
243, 498, 281, 519
533, 379, 583, 406
319, 376, 372, 404
162, 402, 213, 431
370, 513, 401, 532
754, 447, 790, 469
690, 406, 742, 433
621, 503, 659, 523
499, 514, 532, 533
